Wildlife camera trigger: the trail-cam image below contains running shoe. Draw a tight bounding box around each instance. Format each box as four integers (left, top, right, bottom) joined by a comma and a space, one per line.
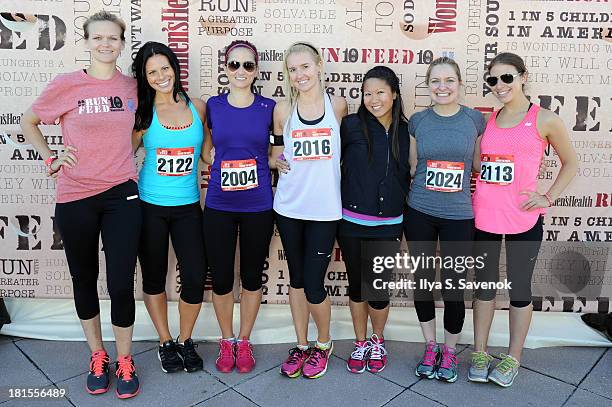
280, 347, 310, 378
367, 334, 388, 373
215, 338, 235, 373
235, 338, 256, 373
436, 344, 458, 383
415, 341, 439, 379
86, 350, 110, 395
115, 355, 139, 399
302, 342, 333, 379
346, 340, 370, 374
468, 351, 493, 383
176, 338, 203, 373
489, 353, 520, 387
157, 339, 183, 373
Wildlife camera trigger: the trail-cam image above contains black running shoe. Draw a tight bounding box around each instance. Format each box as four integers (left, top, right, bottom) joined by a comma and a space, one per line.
176, 338, 203, 372
86, 350, 110, 395
115, 355, 139, 399
158, 339, 184, 373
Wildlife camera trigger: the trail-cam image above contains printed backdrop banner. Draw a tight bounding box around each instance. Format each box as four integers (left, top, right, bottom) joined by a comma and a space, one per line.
0, 0, 611, 313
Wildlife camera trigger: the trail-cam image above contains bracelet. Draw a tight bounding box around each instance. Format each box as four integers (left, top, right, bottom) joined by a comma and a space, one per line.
44, 155, 58, 176
543, 193, 553, 207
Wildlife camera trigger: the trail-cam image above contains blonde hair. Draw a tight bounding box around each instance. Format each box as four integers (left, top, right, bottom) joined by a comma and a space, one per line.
83, 10, 126, 41
282, 42, 326, 108
425, 56, 462, 84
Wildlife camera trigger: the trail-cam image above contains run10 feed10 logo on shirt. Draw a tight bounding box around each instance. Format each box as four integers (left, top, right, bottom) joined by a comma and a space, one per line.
77, 96, 136, 114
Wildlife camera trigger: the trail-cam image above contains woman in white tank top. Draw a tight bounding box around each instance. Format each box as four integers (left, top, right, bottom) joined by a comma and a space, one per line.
271, 42, 347, 379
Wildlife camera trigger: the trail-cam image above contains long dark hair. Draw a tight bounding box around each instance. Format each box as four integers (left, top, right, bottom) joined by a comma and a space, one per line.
357, 66, 406, 163
131, 41, 190, 131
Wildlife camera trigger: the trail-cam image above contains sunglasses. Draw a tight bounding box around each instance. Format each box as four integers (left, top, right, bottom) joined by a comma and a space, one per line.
485, 72, 521, 87
227, 60, 257, 73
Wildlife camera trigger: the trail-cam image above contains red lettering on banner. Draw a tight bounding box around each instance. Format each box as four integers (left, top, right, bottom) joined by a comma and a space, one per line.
428, 0, 457, 34
162, 1, 190, 90
595, 193, 610, 207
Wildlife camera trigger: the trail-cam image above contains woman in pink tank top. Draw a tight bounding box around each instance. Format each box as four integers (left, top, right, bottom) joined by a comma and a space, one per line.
469, 53, 577, 387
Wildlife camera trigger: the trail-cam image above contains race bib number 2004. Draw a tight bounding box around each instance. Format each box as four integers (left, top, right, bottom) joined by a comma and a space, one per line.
221, 159, 258, 191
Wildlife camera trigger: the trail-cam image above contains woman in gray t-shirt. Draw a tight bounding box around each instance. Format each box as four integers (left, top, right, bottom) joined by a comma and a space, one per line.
406, 57, 485, 384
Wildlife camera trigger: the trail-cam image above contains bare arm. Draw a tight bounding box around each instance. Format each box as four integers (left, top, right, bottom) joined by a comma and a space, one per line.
472, 135, 483, 172
331, 95, 348, 123
409, 136, 417, 178
132, 129, 145, 153
270, 101, 291, 173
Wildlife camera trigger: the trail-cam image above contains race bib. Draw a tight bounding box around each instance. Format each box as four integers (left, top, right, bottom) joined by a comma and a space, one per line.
425, 160, 464, 192
291, 128, 332, 161
220, 159, 258, 191
156, 147, 194, 176
480, 154, 514, 185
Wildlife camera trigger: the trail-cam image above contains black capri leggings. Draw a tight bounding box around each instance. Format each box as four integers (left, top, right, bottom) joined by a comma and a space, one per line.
403, 206, 474, 335
275, 212, 337, 305
473, 216, 543, 307
55, 180, 141, 328
337, 233, 400, 310
139, 201, 206, 304
203, 207, 274, 296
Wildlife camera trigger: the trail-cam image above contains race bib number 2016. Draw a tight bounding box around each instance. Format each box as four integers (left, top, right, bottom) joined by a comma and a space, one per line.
291, 128, 332, 160
221, 159, 258, 191
480, 154, 514, 185
425, 160, 464, 192
157, 147, 194, 176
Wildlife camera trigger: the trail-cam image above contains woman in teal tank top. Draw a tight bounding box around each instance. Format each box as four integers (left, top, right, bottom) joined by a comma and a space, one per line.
132, 42, 207, 374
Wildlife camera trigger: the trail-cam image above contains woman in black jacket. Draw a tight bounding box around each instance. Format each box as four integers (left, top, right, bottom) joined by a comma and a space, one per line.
339, 66, 410, 374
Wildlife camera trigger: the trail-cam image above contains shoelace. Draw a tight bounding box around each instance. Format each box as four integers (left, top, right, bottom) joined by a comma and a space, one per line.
471, 351, 493, 369
160, 342, 181, 364
306, 347, 327, 366
236, 341, 253, 358
285, 347, 306, 365
350, 342, 370, 360
181, 340, 200, 361
218, 340, 234, 358
440, 350, 457, 369
89, 351, 109, 377
496, 354, 519, 374
421, 343, 438, 366
116, 356, 135, 380
370, 340, 388, 360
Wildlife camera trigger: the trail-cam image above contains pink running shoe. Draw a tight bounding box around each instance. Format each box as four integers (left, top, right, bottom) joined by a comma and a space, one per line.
235, 338, 256, 373
367, 334, 388, 373
280, 347, 310, 378
302, 343, 333, 379
346, 340, 370, 374
415, 341, 439, 379
215, 339, 235, 373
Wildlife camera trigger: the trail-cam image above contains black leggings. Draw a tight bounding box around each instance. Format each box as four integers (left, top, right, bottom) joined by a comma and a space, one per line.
337, 234, 400, 310
203, 207, 274, 295
403, 206, 474, 335
473, 217, 543, 307
54, 180, 141, 328
275, 212, 337, 305
139, 201, 206, 304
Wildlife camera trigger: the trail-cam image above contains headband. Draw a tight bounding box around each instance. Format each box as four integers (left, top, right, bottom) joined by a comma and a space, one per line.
225, 42, 259, 64
293, 42, 320, 56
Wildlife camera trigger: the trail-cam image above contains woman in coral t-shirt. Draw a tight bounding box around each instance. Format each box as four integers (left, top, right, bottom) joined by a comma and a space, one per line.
20, 11, 141, 399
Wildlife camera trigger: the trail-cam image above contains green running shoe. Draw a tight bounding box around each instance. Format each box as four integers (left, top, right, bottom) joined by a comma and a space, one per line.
489, 354, 520, 388
468, 351, 493, 383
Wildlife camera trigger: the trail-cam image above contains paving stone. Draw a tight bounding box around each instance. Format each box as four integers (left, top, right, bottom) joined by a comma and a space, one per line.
580, 348, 612, 400
234, 353, 404, 407
195, 388, 258, 407
382, 389, 444, 407
58, 347, 228, 407
198, 341, 288, 387
0, 342, 51, 403
518, 346, 607, 385
564, 389, 612, 407
14, 339, 156, 384
410, 347, 575, 407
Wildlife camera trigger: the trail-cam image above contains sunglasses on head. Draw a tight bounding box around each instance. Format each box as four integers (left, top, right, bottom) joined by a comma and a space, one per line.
485, 72, 521, 87
227, 60, 257, 73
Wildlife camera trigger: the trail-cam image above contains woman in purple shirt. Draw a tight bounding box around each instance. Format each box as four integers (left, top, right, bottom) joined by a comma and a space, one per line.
202, 40, 276, 374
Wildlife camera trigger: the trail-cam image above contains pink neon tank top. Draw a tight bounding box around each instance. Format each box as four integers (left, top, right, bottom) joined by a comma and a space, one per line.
472, 104, 548, 234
